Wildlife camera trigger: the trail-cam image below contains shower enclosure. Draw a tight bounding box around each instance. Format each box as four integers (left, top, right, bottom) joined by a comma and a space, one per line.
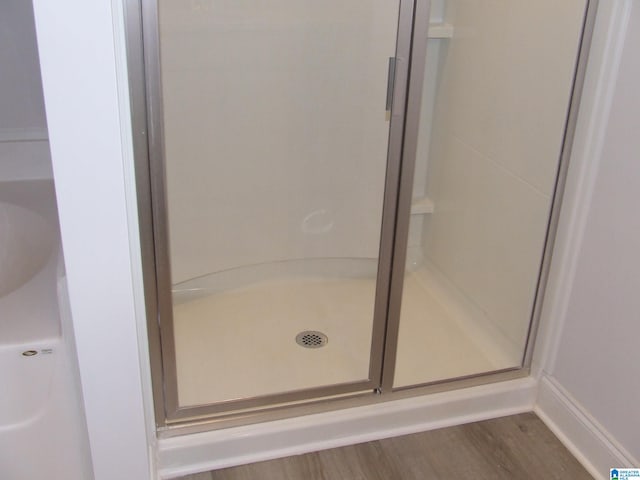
129, 0, 594, 427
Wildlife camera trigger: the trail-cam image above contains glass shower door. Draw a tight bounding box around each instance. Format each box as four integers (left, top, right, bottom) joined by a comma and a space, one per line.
385, 0, 590, 390
148, 0, 410, 418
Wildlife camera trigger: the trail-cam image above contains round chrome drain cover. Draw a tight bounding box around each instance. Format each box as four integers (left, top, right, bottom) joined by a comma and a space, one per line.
296, 331, 328, 348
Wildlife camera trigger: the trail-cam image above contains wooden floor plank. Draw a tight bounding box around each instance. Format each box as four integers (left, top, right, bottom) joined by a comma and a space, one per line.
180, 413, 592, 480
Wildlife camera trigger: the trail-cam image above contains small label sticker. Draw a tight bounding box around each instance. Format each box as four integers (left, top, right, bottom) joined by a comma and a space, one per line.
611, 469, 640, 479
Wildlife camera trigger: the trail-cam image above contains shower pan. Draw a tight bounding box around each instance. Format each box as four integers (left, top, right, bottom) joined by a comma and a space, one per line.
127, 0, 595, 429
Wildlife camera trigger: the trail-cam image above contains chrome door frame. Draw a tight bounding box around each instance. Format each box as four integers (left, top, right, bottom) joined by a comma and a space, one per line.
124, 0, 426, 426
379, 0, 433, 392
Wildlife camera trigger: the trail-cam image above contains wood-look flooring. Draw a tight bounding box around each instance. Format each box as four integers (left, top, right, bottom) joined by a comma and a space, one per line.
180, 413, 592, 479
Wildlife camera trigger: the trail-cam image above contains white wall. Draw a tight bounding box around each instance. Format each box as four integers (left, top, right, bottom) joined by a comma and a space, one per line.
422, 0, 587, 353
539, 1, 640, 473
0, 0, 47, 141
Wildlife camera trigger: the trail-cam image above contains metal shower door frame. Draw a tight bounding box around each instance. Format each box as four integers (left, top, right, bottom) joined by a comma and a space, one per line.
124, 0, 427, 426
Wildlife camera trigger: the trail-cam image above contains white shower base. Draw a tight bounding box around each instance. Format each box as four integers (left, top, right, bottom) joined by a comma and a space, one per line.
174, 273, 374, 406
395, 264, 517, 388
173, 258, 519, 408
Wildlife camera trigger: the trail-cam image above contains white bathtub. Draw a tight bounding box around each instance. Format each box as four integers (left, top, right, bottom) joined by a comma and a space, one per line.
0, 179, 60, 419
0, 143, 91, 479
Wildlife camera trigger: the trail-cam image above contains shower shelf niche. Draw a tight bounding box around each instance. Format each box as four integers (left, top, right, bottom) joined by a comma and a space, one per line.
427, 22, 454, 39
410, 196, 435, 215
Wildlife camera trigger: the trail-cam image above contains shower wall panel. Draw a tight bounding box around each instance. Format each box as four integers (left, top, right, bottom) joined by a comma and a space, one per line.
158, 1, 399, 284
422, 0, 587, 353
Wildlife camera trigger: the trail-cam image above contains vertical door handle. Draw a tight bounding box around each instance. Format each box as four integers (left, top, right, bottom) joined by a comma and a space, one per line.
386, 57, 397, 112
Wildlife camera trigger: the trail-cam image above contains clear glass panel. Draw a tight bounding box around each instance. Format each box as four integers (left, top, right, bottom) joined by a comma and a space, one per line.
157, 1, 401, 407
393, 0, 588, 388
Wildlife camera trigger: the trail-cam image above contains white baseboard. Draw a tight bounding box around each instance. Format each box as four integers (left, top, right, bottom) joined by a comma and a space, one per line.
158, 377, 537, 479
535, 376, 638, 480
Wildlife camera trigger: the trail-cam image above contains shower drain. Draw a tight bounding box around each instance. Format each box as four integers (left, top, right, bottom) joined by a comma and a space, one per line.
295, 331, 328, 349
